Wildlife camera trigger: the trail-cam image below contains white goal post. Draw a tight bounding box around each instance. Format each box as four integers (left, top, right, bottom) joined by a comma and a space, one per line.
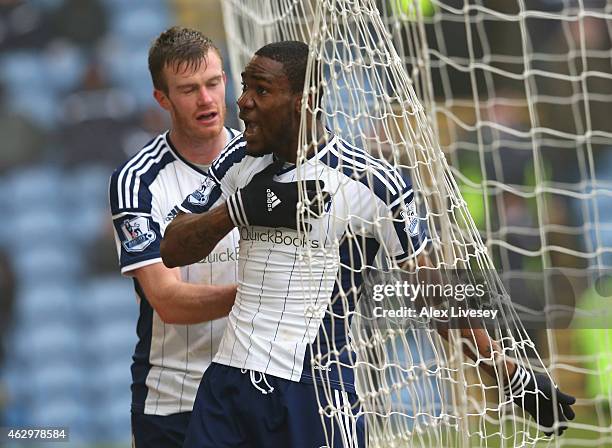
221, 1, 612, 447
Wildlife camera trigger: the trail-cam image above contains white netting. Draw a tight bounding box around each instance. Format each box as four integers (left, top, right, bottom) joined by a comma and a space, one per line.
221, 0, 612, 446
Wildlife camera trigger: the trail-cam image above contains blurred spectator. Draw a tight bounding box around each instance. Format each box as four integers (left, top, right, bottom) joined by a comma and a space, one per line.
0, 248, 16, 364
49, 0, 108, 49
0, 0, 52, 51
477, 97, 541, 269
86, 220, 121, 277
536, 13, 612, 141
57, 61, 164, 167
0, 83, 47, 172
455, 98, 552, 341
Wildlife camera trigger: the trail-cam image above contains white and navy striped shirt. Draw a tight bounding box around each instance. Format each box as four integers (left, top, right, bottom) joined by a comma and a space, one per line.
176, 132, 427, 392
109, 128, 241, 416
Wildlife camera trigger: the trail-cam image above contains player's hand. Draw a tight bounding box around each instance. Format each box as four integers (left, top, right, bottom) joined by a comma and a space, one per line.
226, 160, 328, 230
505, 365, 576, 436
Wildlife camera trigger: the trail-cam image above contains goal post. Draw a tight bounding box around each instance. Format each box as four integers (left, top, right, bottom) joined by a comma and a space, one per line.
221, 1, 612, 447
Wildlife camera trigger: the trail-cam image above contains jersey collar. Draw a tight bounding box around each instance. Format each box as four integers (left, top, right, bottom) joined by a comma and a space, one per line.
164, 128, 234, 176
275, 131, 337, 175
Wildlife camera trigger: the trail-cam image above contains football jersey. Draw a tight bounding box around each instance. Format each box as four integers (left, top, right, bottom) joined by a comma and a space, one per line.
176, 132, 427, 393
109, 128, 241, 415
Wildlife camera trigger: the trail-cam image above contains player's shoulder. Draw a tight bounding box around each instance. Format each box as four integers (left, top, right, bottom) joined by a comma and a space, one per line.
209, 132, 249, 183
322, 135, 408, 201
109, 132, 174, 212
110, 132, 173, 185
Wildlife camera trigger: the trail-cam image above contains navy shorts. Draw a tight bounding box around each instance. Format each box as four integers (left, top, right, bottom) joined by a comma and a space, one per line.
131, 411, 191, 448
184, 363, 365, 448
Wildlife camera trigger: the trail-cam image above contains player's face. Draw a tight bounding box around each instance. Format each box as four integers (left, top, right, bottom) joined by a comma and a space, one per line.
237, 55, 299, 158
155, 51, 226, 142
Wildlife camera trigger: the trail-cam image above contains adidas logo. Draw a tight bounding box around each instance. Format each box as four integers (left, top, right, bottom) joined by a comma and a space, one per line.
266, 188, 281, 212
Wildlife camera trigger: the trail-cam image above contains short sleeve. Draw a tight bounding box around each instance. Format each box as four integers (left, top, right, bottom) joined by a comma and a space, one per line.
372, 172, 428, 263
173, 136, 248, 216
176, 171, 225, 215
109, 168, 164, 275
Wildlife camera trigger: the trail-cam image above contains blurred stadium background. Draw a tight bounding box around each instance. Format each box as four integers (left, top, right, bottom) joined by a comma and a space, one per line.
0, 1, 238, 446
0, 0, 610, 447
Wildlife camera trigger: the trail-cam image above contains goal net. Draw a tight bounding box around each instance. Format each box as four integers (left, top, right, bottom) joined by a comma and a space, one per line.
221, 1, 612, 447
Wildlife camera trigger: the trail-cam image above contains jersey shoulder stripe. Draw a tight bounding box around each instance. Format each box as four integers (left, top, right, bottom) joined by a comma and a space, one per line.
130, 150, 177, 210
114, 134, 165, 208
210, 134, 248, 183
323, 139, 407, 204
110, 133, 175, 213
335, 138, 406, 191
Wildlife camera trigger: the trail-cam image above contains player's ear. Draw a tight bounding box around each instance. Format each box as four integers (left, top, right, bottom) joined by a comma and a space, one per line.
295, 90, 319, 116
154, 89, 171, 111
293, 93, 303, 115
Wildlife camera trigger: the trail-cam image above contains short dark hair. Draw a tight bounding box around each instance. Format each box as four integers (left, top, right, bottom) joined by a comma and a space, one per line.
148, 26, 222, 92
254, 41, 310, 94
255, 41, 323, 115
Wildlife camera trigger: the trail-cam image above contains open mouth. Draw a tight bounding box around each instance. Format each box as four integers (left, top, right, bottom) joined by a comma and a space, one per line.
196, 111, 218, 123
244, 120, 260, 138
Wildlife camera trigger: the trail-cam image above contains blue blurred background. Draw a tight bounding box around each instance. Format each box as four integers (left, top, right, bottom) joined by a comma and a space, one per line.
0, 1, 237, 445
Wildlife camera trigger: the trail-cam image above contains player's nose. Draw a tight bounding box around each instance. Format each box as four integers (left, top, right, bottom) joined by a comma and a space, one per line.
196, 86, 213, 105
237, 90, 254, 111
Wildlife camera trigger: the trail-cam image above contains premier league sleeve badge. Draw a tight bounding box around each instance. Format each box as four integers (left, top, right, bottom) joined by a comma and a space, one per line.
120, 216, 157, 252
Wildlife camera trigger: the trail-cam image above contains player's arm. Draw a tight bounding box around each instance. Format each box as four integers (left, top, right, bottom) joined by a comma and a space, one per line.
383, 178, 575, 436
132, 262, 236, 324
109, 167, 236, 324
161, 204, 234, 268
438, 312, 575, 435
412, 254, 576, 436
162, 160, 325, 268
406, 254, 517, 378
